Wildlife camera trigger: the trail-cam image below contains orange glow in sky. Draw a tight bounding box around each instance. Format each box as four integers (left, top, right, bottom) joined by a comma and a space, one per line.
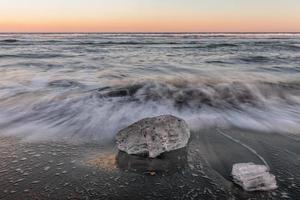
1, 0, 300, 32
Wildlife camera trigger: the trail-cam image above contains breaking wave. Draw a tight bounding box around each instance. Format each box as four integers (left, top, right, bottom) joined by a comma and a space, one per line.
0, 78, 300, 142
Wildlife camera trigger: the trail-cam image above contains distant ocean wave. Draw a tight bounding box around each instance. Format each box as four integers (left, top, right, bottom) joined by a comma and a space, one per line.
0, 39, 19, 43
0, 40, 233, 47
0, 53, 75, 59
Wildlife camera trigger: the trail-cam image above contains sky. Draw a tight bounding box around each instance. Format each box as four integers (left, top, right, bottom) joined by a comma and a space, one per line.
0, 0, 300, 32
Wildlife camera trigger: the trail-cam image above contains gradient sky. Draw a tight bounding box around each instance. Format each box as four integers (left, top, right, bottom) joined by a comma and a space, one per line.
1, 0, 300, 32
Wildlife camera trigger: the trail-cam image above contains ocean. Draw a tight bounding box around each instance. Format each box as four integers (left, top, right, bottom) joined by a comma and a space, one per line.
1, 33, 300, 141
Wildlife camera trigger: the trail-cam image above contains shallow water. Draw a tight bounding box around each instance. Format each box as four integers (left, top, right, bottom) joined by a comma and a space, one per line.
1, 33, 300, 142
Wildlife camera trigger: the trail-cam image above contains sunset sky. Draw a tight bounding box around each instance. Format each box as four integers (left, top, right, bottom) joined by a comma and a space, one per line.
1, 0, 300, 32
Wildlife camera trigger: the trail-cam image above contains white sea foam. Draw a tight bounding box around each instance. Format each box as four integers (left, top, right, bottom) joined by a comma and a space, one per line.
0, 79, 300, 143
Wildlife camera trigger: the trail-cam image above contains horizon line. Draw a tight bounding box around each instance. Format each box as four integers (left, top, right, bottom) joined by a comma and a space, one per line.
1, 31, 300, 34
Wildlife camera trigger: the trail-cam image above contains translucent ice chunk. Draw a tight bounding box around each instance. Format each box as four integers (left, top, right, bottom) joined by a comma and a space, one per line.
232, 163, 277, 191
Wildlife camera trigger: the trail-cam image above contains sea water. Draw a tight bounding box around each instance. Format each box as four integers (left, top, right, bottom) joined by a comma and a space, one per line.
0, 33, 300, 142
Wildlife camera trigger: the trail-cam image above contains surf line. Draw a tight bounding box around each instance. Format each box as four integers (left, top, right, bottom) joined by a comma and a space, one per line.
216, 128, 270, 170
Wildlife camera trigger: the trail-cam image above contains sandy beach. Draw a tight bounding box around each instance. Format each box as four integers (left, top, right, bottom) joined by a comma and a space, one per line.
1, 128, 299, 200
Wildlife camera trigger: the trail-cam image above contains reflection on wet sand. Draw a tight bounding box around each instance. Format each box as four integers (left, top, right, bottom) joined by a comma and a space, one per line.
85, 147, 188, 175
116, 148, 188, 175
86, 152, 117, 171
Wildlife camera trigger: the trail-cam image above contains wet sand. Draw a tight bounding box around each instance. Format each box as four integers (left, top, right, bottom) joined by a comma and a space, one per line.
0, 128, 299, 200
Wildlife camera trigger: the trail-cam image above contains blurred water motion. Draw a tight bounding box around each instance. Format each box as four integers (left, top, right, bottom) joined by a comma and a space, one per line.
0, 33, 300, 142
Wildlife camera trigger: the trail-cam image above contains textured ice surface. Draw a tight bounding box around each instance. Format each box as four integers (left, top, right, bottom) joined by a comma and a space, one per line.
232, 163, 277, 191
116, 115, 190, 158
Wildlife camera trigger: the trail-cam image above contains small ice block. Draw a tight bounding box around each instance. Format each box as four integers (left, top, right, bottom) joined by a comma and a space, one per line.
232, 163, 278, 191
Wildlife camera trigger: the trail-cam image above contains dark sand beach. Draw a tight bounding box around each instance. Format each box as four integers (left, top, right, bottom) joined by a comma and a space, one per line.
1, 128, 299, 200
